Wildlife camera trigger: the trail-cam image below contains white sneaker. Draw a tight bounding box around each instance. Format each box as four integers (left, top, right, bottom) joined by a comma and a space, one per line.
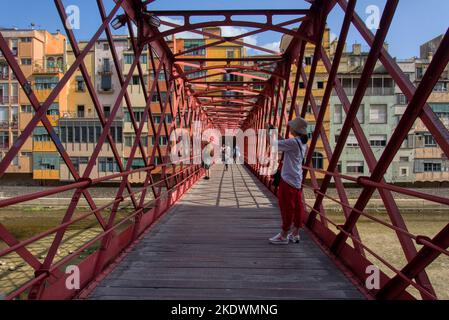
269, 233, 289, 245
288, 233, 301, 244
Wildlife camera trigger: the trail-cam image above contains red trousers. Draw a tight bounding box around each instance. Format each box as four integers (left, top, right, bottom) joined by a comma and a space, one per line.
278, 178, 304, 232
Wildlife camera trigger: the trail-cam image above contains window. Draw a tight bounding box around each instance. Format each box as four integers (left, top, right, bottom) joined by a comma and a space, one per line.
369, 104, 387, 124
150, 72, 166, 81
35, 76, 58, 90
0, 106, 9, 124
101, 75, 112, 91
21, 58, 32, 65
67, 126, 73, 142
11, 39, 18, 55
347, 135, 359, 147
76, 76, 85, 92
34, 153, 60, 171
77, 105, 85, 118
317, 81, 324, 89
47, 57, 56, 69
74, 126, 80, 143
424, 162, 442, 172
397, 93, 408, 105
125, 134, 133, 147
99, 157, 120, 173
312, 152, 324, 169
334, 104, 342, 124
424, 134, 437, 147
103, 106, 111, 118
357, 105, 365, 123
124, 54, 134, 64
159, 136, 168, 146
434, 82, 447, 92
347, 161, 364, 174
125, 158, 146, 170
0, 132, 9, 149
400, 167, 409, 177
399, 157, 409, 162
103, 58, 111, 73
132, 75, 140, 85
21, 105, 33, 113
416, 67, 424, 79
299, 82, 305, 89
11, 106, 18, 123
183, 39, 206, 56
151, 92, 167, 103
88, 126, 95, 143
304, 56, 312, 65
81, 126, 88, 143
153, 115, 162, 124
33, 127, 52, 142
370, 135, 387, 147
21, 37, 32, 43
227, 50, 235, 59
103, 43, 109, 51
0, 64, 9, 80
125, 108, 145, 123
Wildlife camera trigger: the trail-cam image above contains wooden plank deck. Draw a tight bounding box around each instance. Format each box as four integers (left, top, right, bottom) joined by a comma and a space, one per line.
89, 165, 364, 300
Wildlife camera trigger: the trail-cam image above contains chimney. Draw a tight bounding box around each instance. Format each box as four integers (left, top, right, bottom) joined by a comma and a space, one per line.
353, 43, 361, 55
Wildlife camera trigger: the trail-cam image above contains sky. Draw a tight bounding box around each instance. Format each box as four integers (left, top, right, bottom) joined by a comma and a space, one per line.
1, 0, 448, 59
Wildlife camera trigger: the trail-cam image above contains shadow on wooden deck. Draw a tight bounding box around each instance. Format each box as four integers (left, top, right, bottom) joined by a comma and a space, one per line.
88, 165, 364, 300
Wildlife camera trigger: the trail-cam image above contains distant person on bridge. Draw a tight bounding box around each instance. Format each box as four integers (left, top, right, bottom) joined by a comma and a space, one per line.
268, 117, 308, 245
222, 144, 233, 171
234, 145, 241, 163
203, 137, 216, 180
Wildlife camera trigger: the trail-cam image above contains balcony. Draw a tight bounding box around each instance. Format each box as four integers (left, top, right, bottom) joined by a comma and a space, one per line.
33, 141, 57, 152
97, 84, 115, 94
10, 96, 18, 104
0, 121, 9, 130
98, 62, 113, 74
33, 59, 66, 74
332, 87, 395, 96
33, 169, 60, 180
0, 96, 9, 104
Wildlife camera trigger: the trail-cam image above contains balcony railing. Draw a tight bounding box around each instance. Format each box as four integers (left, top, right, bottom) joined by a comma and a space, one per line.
33, 61, 66, 74
97, 84, 115, 94
98, 63, 113, 74
0, 142, 9, 149
0, 121, 9, 129
332, 86, 395, 96
10, 96, 18, 104
0, 97, 9, 104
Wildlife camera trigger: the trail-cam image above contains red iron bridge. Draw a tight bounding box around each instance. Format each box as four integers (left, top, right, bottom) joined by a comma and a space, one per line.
0, 0, 449, 300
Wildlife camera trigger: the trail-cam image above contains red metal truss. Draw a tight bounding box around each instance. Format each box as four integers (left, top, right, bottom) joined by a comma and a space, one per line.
0, 0, 448, 300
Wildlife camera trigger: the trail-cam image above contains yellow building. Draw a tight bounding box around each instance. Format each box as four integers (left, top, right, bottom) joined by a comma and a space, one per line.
280, 27, 331, 179
203, 27, 245, 83
0, 28, 66, 180
58, 41, 98, 181
30, 31, 67, 180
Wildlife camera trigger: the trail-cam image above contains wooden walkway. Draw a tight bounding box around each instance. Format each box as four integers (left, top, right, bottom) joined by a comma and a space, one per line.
89, 165, 364, 300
